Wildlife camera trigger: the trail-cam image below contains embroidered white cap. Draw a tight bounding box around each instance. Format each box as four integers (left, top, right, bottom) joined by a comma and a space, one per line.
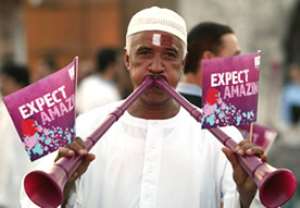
126, 6, 187, 53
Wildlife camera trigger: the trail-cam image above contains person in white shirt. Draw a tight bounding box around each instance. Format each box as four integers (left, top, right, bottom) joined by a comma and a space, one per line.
0, 64, 32, 208
76, 48, 121, 113
21, 7, 265, 208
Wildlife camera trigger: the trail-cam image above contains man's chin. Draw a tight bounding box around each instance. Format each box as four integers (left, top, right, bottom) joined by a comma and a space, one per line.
140, 89, 171, 105
144, 87, 166, 97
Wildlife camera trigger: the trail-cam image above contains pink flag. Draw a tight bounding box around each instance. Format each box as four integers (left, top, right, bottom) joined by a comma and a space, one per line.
4, 57, 78, 161
202, 52, 261, 128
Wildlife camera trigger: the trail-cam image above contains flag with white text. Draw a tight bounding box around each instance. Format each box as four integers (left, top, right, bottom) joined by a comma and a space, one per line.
202, 52, 260, 128
4, 57, 78, 161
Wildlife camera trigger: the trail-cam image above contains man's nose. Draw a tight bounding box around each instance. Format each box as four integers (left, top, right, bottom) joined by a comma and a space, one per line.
148, 55, 164, 74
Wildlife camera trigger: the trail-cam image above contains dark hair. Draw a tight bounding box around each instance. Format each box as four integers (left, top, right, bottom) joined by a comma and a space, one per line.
42, 55, 57, 72
96, 48, 119, 73
0, 63, 30, 87
184, 22, 234, 74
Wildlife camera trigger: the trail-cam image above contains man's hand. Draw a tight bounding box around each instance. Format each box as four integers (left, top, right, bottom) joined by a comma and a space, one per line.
55, 137, 96, 182
222, 139, 267, 208
55, 137, 95, 207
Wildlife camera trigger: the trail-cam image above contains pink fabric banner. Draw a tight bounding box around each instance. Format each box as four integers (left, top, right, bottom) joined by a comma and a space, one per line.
4, 57, 78, 161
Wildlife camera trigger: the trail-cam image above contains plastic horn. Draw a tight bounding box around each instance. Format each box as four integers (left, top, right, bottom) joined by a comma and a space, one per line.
154, 77, 297, 208
24, 76, 155, 208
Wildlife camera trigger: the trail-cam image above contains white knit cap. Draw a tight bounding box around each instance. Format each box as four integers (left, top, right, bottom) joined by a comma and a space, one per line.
126, 7, 187, 53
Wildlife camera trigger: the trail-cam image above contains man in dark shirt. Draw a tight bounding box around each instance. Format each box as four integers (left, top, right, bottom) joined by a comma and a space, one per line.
177, 22, 241, 107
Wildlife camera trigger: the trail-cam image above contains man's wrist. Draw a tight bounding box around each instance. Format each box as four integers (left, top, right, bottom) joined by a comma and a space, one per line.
62, 180, 76, 207
239, 190, 256, 208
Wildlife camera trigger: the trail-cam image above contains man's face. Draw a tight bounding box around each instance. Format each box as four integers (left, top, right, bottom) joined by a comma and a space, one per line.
125, 31, 185, 104
198, 33, 241, 87
217, 33, 241, 57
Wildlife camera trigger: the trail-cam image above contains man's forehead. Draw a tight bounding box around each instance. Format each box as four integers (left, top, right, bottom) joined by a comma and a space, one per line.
129, 31, 183, 49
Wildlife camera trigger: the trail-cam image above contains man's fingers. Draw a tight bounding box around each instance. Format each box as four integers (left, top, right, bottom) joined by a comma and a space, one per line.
80, 154, 96, 169
234, 142, 253, 155
260, 154, 268, 162
86, 153, 96, 161
55, 147, 75, 161
235, 140, 265, 158
237, 139, 249, 146
55, 137, 88, 162
74, 137, 87, 153
245, 147, 264, 156
66, 138, 87, 156
69, 153, 96, 181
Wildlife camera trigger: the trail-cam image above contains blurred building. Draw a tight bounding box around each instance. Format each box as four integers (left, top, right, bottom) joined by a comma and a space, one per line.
0, 0, 175, 74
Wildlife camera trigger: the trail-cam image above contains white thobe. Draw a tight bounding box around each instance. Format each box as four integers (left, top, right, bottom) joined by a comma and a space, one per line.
68, 102, 242, 208
21, 101, 246, 208
0, 101, 32, 208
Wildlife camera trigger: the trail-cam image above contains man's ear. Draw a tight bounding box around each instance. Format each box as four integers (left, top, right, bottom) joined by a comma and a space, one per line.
181, 56, 186, 68
180, 50, 187, 70
177, 56, 186, 82
123, 49, 130, 71
202, 50, 216, 60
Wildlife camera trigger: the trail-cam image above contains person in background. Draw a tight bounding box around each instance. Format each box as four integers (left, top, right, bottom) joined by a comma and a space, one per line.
76, 48, 121, 113
115, 58, 133, 99
0, 63, 32, 208
77, 59, 95, 84
177, 22, 241, 107
281, 63, 300, 126
30, 55, 57, 83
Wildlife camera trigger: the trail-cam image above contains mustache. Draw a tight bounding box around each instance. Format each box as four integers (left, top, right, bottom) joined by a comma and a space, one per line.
138, 75, 168, 92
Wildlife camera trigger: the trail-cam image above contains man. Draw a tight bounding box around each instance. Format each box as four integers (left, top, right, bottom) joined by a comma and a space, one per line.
177, 22, 241, 107
21, 7, 263, 208
77, 48, 121, 113
0, 63, 31, 207
30, 55, 58, 83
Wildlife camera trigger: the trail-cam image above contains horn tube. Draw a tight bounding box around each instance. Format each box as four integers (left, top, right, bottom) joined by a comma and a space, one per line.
154, 77, 297, 208
24, 76, 155, 208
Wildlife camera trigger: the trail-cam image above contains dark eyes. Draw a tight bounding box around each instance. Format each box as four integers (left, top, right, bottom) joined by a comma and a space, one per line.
136, 48, 152, 56
164, 50, 178, 58
136, 48, 178, 60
